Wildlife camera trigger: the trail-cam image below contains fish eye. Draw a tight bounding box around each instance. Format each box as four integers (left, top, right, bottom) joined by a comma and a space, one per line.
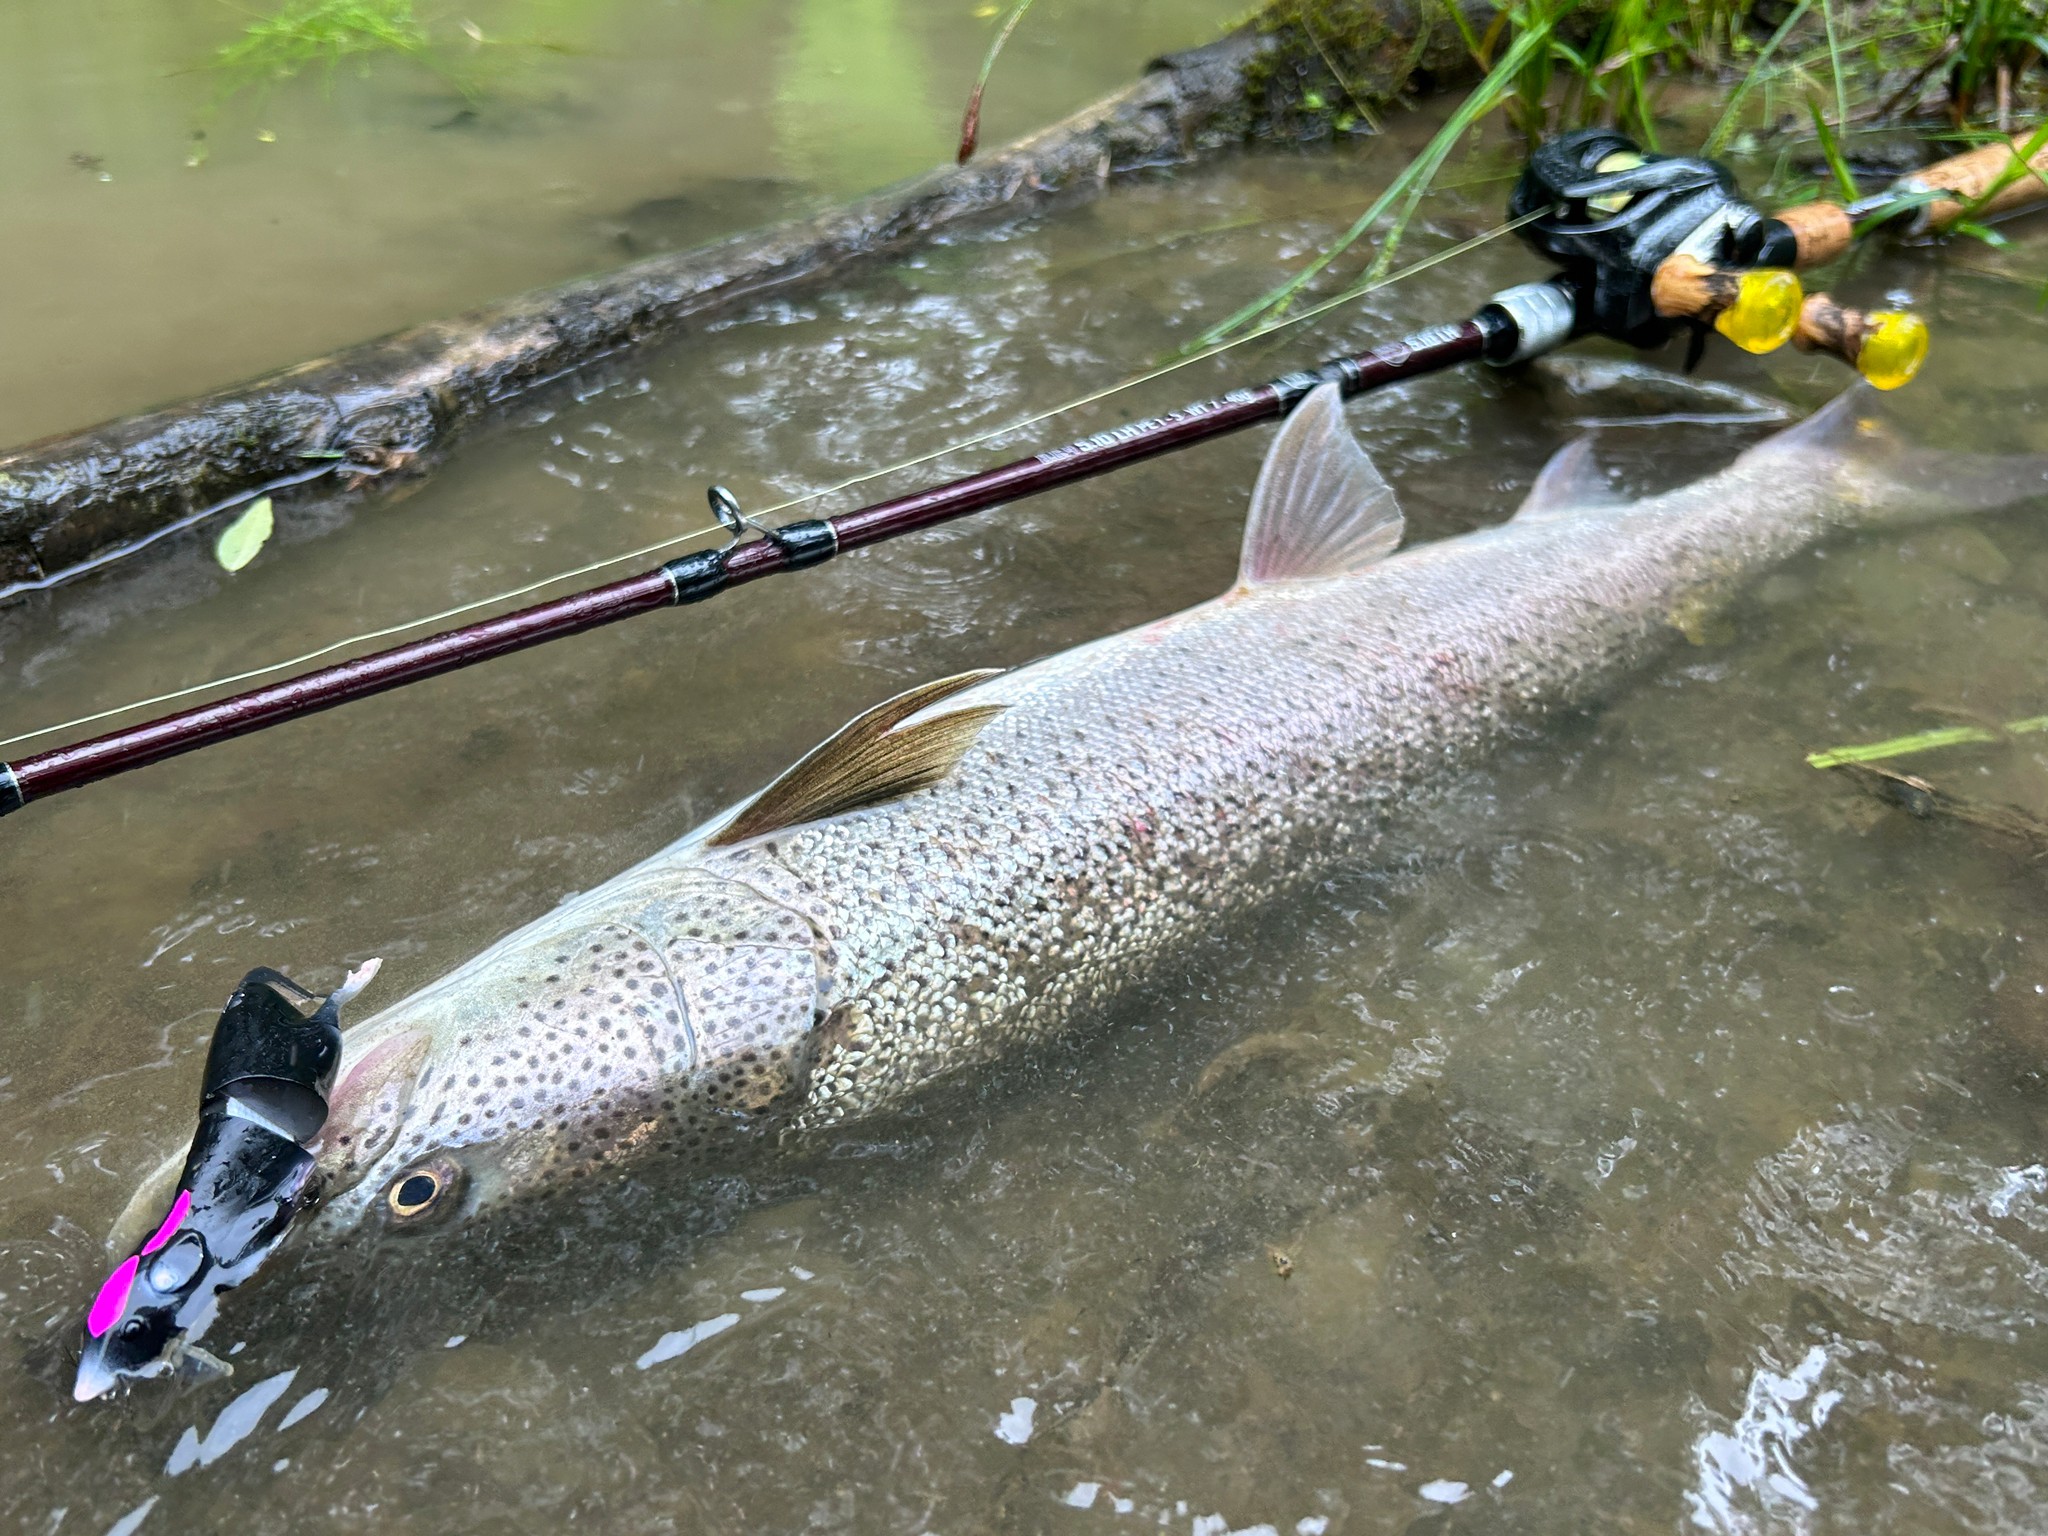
383, 1156, 466, 1228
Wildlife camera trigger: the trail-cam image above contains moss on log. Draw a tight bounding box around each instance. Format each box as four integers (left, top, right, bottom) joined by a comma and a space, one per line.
0, 1, 1484, 595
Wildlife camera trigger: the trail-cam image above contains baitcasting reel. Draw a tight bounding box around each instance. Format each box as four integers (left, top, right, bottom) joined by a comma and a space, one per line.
1481, 127, 1928, 388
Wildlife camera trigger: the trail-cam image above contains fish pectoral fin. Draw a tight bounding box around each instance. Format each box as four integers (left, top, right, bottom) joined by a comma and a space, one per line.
1237, 381, 1404, 586
1513, 435, 1621, 520
709, 670, 1006, 847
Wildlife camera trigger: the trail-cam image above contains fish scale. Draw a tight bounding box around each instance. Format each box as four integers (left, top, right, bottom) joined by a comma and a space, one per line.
103, 385, 2048, 1266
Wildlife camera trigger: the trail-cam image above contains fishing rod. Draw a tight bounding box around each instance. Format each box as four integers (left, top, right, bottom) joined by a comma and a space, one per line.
3, 125, 2039, 822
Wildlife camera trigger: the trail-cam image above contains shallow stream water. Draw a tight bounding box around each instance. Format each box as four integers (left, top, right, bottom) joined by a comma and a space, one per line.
6, 9, 2048, 1533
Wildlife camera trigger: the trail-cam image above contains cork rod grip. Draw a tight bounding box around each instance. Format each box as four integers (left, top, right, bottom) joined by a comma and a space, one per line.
1772, 201, 1854, 266
1903, 130, 2048, 228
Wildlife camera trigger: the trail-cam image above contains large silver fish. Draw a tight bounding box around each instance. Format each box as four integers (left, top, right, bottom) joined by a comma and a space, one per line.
74, 383, 2048, 1399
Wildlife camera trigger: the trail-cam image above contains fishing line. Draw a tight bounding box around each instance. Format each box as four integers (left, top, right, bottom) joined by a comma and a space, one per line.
0, 212, 1538, 755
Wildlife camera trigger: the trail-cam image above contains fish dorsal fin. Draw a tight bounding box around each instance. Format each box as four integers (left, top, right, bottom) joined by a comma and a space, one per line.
1238, 382, 1404, 585
1514, 435, 1621, 520
709, 670, 1005, 847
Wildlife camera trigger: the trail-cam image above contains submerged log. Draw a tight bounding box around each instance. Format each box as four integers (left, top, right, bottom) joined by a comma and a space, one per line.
0, 0, 1490, 596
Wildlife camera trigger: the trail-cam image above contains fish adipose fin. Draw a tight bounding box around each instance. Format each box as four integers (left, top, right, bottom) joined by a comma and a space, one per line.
1514, 436, 1621, 520
710, 670, 1006, 847
1238, 382, 1404, 585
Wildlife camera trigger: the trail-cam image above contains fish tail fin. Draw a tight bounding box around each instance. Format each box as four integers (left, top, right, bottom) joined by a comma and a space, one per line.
1736, 383, 2048, 527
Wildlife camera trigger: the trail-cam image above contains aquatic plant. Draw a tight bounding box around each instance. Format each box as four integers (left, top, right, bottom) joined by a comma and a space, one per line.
209, 0, 435, 86
190, 0, 585, 141
958, 0, 1039, 162
1467, 0, 1759, 150
1199, 13, 1561, 344
200, 0, 484, 106
1945, 0, 2048, 124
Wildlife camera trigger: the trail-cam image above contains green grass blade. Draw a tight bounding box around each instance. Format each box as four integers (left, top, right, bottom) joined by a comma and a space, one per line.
1805, 96, 1861, 201
1807, 714, 2048, 770
1818, 0, 1850, 139
1190, 15, 1559, 351
957, 0, 1038, 163
1807, 726, 2001, 768
1704, 0, 1813, 156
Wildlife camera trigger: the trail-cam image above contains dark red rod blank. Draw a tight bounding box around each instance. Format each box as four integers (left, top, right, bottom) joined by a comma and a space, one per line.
0, 318, 1494, 819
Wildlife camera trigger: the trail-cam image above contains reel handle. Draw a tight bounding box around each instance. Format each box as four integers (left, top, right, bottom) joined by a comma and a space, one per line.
1793, 294, 1929, 389
1650, 254, 1803, 352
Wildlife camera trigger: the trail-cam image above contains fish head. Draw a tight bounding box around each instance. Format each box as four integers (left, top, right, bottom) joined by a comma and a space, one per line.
76, 860, 837, 1399
304, 863, 833, 1237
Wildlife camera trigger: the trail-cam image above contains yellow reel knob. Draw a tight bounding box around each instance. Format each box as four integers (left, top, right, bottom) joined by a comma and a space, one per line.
1854, 310, 1929, 390
1711, 268, 1804, 354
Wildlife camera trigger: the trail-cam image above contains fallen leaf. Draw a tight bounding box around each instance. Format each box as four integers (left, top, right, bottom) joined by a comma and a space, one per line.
215, 496, 274, 572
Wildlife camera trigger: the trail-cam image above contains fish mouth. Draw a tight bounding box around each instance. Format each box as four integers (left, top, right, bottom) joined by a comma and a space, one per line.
73, 961, 377, 1403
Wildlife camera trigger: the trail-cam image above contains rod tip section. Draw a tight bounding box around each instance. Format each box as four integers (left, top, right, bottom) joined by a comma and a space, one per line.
0, 765, 23, 818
